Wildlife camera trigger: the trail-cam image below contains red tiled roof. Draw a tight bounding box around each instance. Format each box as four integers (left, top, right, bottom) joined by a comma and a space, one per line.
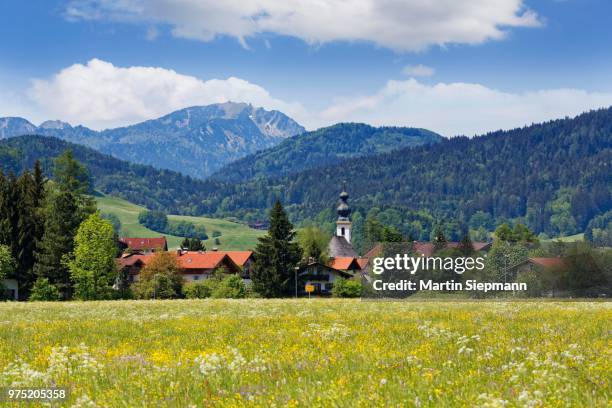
177, 252, 228, 270
117, 254, 149, 267
363, 243, 383, 259
529, 257, 565, 268
120, 237, 167, 250
356, 258, 369, 269
329, 257, 360, 271
366, 241, 492, 258
118, 250, 245, 272
223, 251, 253, 266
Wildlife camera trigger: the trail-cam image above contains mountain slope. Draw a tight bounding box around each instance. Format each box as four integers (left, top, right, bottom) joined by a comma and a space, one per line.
0, 135, 223, 215
196, 108, 612, 237
211, 123, 442, 182
96, 195, 263, 250
0, 102, 305, 178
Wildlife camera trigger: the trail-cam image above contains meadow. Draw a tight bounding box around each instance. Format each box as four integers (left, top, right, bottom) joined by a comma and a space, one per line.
96, 195, 264, 250
0, 300, 609, 407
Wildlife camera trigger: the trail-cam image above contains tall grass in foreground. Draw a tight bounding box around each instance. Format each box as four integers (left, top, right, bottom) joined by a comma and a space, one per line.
0, 300, 610, 407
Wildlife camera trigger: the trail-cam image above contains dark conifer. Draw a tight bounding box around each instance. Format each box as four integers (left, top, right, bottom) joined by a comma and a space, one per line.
251, 200, 302, 297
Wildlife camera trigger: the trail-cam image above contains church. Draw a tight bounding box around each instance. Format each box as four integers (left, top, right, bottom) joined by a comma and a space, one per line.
296, 190, 367, 296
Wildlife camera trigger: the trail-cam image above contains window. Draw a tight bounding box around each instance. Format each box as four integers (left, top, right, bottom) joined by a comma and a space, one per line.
341, 227, 345, 235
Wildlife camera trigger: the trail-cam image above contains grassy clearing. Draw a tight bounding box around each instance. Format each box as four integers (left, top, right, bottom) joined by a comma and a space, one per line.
543, 233, 585, 243
96, 195, 264, 250
0, 300, 609, 406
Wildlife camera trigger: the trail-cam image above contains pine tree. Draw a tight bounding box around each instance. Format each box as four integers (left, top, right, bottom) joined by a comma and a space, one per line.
432, 227, 447, 251
190, 238, 204, 251
15, 171, 39, 294
181, 237, 190, 250
252, 200, 302, 298
457, 234, 475, 255
34, 190, 81, 297
181, 237, 204, 251
34, 152, 94, 298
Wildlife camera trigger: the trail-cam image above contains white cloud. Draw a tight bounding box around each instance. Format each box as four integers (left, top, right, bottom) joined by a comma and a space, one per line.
22, 59, 612, 137
64, 0, 541, 51
318, 79, 612, 136
402, 64, 435, 77
28, 58, 306, 130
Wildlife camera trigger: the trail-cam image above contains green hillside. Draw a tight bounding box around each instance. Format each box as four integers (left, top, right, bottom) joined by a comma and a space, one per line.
96, 195, 264, 250
543, 233, 585, 243
211, 123, 442, 183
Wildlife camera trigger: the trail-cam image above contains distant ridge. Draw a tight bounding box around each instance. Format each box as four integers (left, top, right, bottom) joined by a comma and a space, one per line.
0, 102, 305, 178
211, 123, 442, 183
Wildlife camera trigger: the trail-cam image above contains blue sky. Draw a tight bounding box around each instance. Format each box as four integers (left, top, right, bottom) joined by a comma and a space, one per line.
1, 0, 612, 136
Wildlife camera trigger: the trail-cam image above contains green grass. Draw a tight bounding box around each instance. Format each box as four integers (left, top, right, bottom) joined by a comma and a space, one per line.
96, 195, 264, 250
544, 233, 585, 243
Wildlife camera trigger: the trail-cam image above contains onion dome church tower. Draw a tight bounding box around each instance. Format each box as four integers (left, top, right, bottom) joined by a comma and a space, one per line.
328, 190, 358, 258
336, 190, 352, 243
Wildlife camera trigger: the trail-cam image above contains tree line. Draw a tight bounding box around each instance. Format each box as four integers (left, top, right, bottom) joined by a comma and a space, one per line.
0, 152, 122, 300
138, 210, 209, 240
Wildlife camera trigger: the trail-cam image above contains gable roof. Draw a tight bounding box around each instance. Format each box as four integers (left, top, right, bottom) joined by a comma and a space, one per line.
120, 237, 168, 251
329, 257, 362, 271
178, 252, 227, 269
356, 258, 369, 269
117, 254, 149, 268
117, 250, 245, 273
298, 260, 354, 278
365, 241, 492, 258
529, 257, 565, 268
223, 251, 254, 266
328, 236, 357, 258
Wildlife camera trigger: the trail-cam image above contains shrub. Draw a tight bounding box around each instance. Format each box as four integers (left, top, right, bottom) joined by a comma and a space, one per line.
332, 278, 362, 298
515, 269, 543, 297
29, 278, 61, 301
184, 279, 217, 299
212, 275, 247, 299
133, 274, 179, 299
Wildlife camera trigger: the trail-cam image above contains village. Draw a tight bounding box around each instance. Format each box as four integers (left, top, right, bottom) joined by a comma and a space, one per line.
109, 190, 567, 299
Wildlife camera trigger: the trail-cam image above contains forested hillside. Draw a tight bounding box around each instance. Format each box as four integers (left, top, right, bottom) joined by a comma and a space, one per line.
198, 108, 612, 239
211, 123, 441, 182
0, 135, 222, 214
2, 107, 611, 241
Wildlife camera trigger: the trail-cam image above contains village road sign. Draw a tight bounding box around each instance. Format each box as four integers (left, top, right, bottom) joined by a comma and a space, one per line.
305, 284, 315, 293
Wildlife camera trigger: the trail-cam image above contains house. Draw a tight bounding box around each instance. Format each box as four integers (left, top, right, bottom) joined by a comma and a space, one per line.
1, 279, 18, 300
118, 250, 254, 283
119, 237, 168, 253
364, 241, 492, 259
511, 257, 566, 274
296, 259, 354, 296
176, 251, 242, 281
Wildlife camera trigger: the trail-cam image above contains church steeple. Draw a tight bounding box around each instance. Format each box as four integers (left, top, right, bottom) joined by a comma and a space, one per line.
336, 189, 352, 243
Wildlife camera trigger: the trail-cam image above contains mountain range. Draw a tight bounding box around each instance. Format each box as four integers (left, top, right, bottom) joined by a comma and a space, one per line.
0, 102, 305, 178
196, 107, 612, 239
1, 105, 610, 240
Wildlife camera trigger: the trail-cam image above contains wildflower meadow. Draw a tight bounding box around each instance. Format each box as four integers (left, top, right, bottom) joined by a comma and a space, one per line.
0, 300, 610, 407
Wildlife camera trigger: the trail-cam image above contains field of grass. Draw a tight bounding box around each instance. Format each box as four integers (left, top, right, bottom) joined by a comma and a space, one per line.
544, 233, 585, 243
96, 195, 264, 250
0, 300, 609, 406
